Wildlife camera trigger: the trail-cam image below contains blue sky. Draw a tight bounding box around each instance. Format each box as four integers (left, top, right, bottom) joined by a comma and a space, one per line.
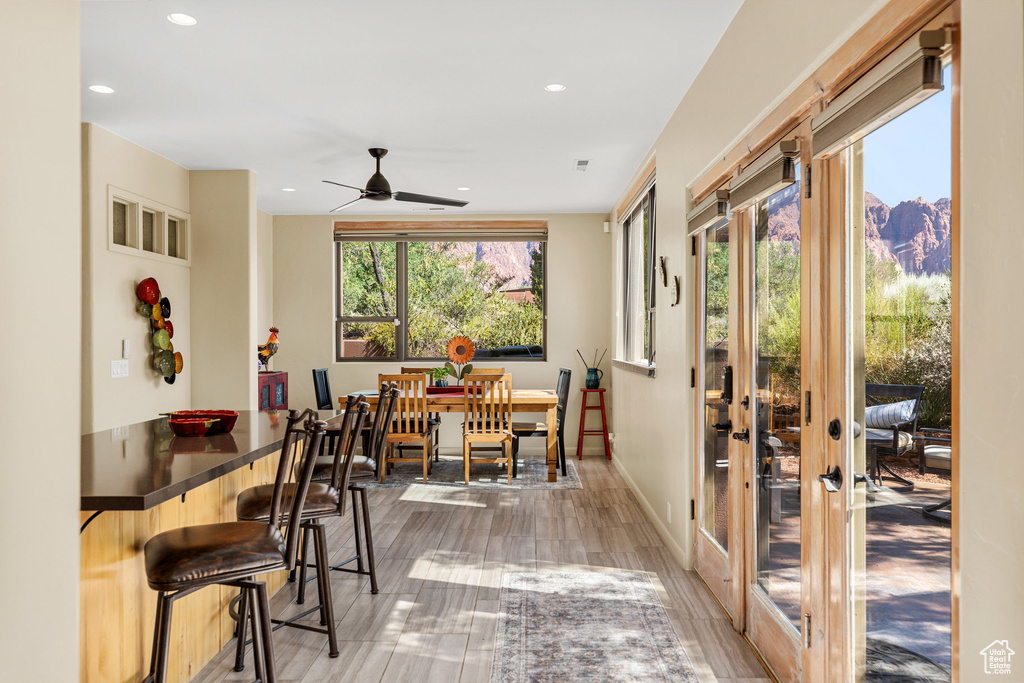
863, 66, 952, 207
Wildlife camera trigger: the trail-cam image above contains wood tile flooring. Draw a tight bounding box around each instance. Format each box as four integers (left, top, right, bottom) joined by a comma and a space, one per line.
193, 456, 771, 683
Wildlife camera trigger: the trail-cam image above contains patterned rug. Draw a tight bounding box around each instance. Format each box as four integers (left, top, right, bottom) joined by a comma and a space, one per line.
866, 638, 950, 682
492, 571, 698, 682
364, 454, 582, 490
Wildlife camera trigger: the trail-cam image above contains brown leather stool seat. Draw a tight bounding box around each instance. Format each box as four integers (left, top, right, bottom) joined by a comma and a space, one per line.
145, 522, 287, 591
237, 483, 340, 521
140, 409, 327, 683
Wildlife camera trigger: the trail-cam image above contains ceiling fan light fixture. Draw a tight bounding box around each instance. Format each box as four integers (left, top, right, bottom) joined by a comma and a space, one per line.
544, 83, 566, 92
88, 85, 115, 94
167, 13, 198, 26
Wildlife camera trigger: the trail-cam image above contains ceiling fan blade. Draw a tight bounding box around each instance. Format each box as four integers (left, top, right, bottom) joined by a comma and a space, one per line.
392, 191, 469, 208
322, 179, 367, 192
329, 196, 365, 212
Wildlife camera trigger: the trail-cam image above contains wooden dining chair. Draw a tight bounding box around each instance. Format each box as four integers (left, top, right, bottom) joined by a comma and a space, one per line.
463, 373, 514, 484
380, 373, 434, 483
400, 367, 441, 461
469, 367, 506, 374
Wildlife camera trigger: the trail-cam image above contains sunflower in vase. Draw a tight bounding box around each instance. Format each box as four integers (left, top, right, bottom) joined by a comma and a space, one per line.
445, 336, 475, 385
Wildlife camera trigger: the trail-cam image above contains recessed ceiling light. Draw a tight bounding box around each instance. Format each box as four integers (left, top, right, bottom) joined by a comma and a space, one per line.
457, 187, 470, 191
167, 13, 198, 26
282, 188, 296, 192
544, 84, 566, 92
88, 85, 115, 94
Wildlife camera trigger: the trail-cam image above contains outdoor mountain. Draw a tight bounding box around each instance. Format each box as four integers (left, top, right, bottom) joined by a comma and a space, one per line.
766, 186, 951, 276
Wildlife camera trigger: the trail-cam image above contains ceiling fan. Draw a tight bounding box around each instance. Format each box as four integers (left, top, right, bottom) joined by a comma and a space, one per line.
323, 148, 469, 212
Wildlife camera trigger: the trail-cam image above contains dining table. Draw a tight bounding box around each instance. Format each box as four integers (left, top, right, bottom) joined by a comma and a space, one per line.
342, 388, 562, 481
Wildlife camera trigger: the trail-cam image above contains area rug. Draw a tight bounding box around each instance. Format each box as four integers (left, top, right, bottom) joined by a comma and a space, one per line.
491, 571, 698, 683
364, 455, 582, 490
866, 638, 950, 682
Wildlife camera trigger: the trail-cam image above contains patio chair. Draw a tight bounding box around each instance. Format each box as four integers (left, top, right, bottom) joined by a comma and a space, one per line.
917, 427, 952, 524
864, 383, 924, 491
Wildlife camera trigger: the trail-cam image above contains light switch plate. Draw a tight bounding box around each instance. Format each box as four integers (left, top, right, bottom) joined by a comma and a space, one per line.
111, 359, 129, 378
122, 339, 131, 359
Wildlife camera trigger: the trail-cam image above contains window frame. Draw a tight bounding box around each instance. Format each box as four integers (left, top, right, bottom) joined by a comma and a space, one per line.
334, 239, 547, 363
615, 184, 657, 376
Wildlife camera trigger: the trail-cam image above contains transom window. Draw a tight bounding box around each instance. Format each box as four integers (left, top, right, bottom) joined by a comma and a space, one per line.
335, 224, 546, 362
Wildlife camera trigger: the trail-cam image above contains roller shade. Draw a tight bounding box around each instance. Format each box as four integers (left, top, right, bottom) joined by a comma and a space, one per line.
812, 29, 946, 159
334, 220, 547, 242
687, 189, 730, 235
730, 140, 799, 211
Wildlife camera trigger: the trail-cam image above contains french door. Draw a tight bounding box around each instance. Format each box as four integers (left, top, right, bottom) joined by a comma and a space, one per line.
694, 134, 813, 680
695, 24, 956, 683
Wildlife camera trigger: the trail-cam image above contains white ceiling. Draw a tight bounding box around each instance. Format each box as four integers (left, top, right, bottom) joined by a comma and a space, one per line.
81, 0, 741, 215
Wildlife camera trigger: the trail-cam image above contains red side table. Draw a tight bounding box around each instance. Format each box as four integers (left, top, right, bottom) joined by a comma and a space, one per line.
576, 388, 611, 460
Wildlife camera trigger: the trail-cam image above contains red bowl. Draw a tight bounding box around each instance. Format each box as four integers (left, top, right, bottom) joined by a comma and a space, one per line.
168, 417, 217, 437
168, 410, 239, 434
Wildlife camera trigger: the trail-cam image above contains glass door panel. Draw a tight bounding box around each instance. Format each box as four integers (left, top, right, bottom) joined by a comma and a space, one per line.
695, 217, 736, 614
752, 177, 802, 630
702, 218, 731, 551
847, 64, 953, 681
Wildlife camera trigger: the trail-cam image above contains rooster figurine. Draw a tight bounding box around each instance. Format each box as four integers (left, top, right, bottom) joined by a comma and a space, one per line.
257, 327, 280, 371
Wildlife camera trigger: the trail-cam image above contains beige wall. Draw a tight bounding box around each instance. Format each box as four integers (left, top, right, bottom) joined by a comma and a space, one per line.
608, 0, 887, 566
81, 123, 192, 433
959, 0, 1024, 675
257, 209, 275, 370
190, 170, 259, 410
272, 213, 612, 455
0, 1, 81, 679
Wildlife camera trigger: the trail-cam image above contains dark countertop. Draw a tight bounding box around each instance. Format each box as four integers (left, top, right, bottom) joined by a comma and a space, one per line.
81, 410, 343, 511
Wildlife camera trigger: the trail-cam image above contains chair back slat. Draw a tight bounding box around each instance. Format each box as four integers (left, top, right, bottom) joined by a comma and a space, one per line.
464, 374, 511, 435
369, 384, 400, 468
331, 401, 368, 509
379, 374, 428, 435
312, 368, 333, 411
268, 409, 327, 569
401, 367, 436, 386
470, 367, 506, 375
330, 396, 367, 490
555, 367, 572, 423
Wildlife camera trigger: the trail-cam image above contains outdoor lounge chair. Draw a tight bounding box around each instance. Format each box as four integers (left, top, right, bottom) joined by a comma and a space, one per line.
864, 383, 924, 491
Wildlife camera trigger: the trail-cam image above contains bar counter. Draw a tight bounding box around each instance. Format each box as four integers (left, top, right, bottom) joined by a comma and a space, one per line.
80, 410, 340, 683
81, 410, 339, 512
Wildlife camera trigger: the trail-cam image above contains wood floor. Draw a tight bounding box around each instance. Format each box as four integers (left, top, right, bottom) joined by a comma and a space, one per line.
192, 455, 771, 683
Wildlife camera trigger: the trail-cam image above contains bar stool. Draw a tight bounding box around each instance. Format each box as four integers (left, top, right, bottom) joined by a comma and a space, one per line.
141, 409, 326, 683
304, 383, 397, 598
576, 388, 611, 460
234, 399, 369, 667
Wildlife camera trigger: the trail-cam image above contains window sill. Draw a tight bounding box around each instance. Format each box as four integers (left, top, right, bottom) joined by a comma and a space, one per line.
612, 359, 656, 378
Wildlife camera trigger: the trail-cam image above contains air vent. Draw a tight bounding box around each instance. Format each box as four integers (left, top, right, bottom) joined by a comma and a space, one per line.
573, 159, 590, 172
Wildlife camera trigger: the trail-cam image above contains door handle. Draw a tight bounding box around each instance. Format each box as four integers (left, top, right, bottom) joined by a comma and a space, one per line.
853, 472, 881, 492
712, 421, 732, 432
731, 429, 750, 443
722, 366, 733, 405
818, 466, 843, 492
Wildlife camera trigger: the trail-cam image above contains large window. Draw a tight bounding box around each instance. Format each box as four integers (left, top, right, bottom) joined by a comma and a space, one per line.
619, 185, 656, 369
336, 239, 545, 361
